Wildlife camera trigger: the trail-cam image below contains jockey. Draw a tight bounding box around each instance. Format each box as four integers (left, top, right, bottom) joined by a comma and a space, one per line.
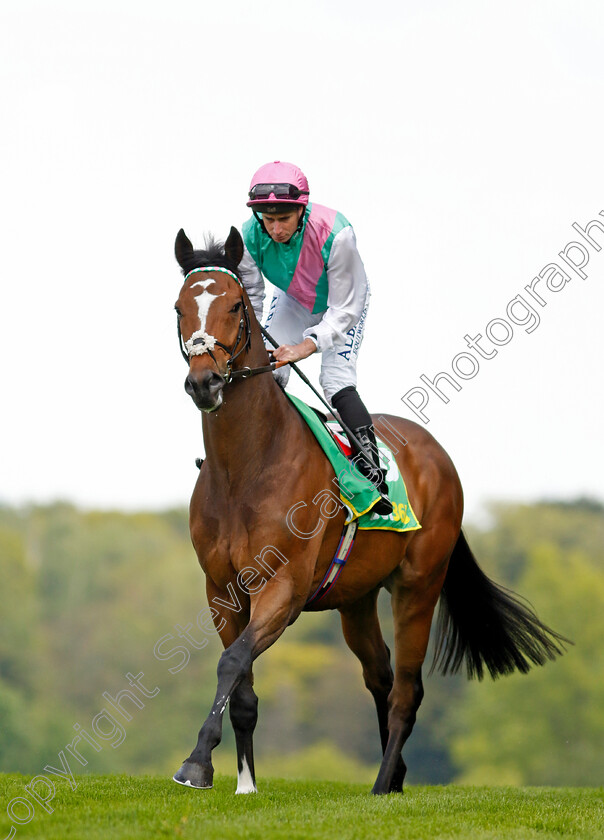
240, 160, 393, 516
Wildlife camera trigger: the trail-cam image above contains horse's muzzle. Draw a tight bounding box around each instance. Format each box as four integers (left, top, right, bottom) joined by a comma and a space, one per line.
185, 369, 225, 412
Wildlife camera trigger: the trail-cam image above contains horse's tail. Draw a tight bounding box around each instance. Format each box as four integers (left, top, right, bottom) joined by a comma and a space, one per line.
431, 530, 570, 680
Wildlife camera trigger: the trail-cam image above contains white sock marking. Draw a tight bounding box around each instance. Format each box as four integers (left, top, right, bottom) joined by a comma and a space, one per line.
236, 756, 257, 794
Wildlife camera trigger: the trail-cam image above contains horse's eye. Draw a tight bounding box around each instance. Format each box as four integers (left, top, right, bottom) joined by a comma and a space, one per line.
230, 302, 241, 314
174, 306, 182, 317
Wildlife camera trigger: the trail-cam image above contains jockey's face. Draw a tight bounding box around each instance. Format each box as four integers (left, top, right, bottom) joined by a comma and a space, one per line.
261, 207, 304, 243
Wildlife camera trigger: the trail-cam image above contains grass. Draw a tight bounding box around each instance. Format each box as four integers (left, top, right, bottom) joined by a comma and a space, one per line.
1, 774, 603, 840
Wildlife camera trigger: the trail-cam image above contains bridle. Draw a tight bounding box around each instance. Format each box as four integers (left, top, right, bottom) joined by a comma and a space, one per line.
176, 265, 380, 463
176, 266, 379, 466
176, 266, 280, 383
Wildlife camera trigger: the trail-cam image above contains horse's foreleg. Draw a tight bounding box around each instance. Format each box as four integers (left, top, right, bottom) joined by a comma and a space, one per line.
173, 576, 296, 791
229, 670, 258, 794
173, 627, 252, 789
339, 590, 406, 792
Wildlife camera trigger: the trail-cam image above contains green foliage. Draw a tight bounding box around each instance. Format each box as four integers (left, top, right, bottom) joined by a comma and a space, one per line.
213, 741, 379, 784
1, 498, 603, 790
448, 542, 604, 786
0, 504, 222, 776
0, 527, 36, 688
466, 499, 604, 583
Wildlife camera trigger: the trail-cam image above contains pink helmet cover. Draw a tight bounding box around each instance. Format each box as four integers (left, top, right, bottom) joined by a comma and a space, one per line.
247, 160, 310, 207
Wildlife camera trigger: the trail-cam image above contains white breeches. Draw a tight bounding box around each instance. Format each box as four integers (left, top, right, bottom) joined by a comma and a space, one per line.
264, 287, 370, 403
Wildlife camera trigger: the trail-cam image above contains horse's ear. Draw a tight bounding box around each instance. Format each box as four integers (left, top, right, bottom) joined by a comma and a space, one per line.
175, 228, 194, 269
224, 226, 244, 268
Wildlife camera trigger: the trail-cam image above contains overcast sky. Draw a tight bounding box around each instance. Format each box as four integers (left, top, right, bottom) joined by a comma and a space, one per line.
1, 0, 603, 522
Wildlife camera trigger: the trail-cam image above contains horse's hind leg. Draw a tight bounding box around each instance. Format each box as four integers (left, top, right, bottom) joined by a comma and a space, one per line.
229, 670, 258, 794
339, 589, 406, 793
371, 557, 448, 795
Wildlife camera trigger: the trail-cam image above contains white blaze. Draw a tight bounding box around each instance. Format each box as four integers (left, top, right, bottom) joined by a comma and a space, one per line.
192, 279, 225, 334
185, 280, 225, 357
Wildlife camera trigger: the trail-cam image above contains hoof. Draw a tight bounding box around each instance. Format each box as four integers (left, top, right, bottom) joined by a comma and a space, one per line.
371, 785, 389, 795
389, 760, 406, 793
173, 761, 213, 789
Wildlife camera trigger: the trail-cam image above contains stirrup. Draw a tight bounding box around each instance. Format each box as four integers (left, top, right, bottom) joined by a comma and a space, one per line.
373, 495, 394, 516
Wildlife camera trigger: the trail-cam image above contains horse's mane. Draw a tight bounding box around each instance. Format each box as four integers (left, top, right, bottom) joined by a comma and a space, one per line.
179, 235, 242, 279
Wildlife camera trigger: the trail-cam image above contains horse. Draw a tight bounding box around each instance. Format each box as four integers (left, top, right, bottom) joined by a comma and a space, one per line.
171, 226, 567, 795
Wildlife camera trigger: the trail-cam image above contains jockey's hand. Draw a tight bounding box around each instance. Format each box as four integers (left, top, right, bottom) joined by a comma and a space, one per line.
272, 338, 317, 364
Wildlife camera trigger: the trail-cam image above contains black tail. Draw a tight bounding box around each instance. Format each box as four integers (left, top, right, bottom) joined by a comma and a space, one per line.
432, 531, 570, 679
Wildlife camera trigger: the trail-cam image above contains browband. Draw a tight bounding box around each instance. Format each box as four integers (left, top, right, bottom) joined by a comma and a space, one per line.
184, 266, 242, 286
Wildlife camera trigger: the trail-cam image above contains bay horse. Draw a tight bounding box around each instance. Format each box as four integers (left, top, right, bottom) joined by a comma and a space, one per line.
171, 226, 566, 795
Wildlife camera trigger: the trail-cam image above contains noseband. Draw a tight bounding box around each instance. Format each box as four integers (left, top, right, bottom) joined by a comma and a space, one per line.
177, 266, 277, 382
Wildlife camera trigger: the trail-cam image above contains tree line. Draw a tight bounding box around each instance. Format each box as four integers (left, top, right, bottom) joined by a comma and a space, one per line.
0, 499, 602, 785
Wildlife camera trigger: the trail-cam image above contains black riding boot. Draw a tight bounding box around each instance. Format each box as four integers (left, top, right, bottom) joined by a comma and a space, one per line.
352, 425, 393, 516
331, 386, 393, 517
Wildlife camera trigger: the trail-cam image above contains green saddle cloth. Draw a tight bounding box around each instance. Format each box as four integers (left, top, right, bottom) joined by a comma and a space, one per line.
286, 393, 421, 533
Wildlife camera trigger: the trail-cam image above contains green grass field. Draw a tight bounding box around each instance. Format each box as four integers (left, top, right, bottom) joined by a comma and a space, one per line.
1, 775, 602, 840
